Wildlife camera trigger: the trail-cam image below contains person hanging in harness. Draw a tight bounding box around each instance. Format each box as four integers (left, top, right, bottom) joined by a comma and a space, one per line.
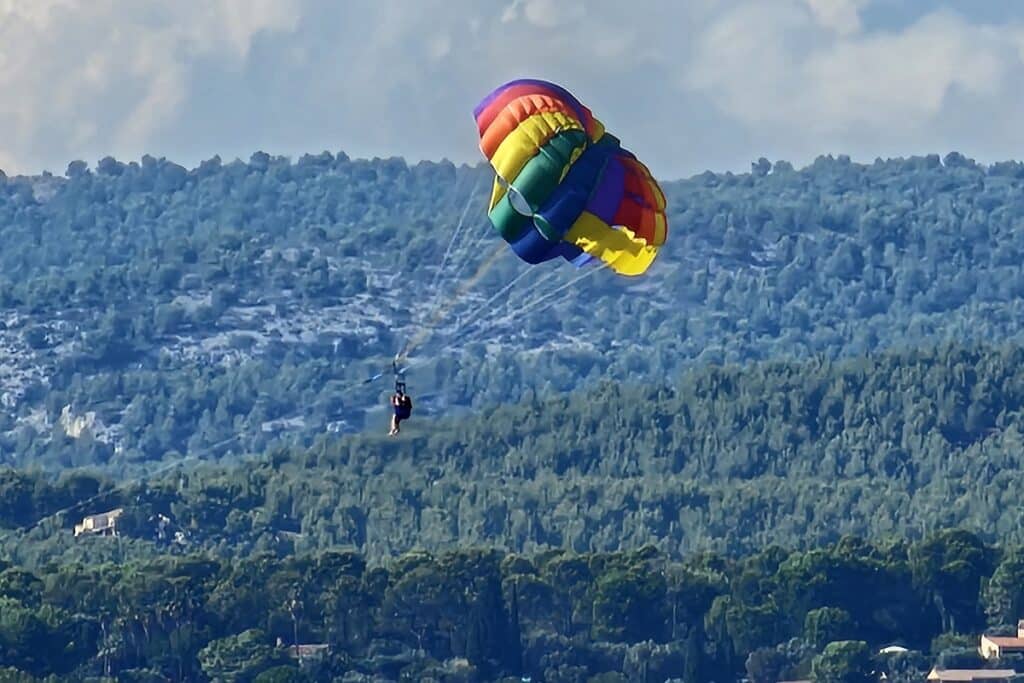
389, 388, 413, 435
388, 361, 413, 436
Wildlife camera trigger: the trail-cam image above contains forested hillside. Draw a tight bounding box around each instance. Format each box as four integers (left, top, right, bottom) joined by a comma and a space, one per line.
6, 150, 1024, 680
4, 151, 1024, 471
3, 341, 1024, 569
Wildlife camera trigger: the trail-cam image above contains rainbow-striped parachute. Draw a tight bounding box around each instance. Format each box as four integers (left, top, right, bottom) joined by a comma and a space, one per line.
473, 78, 668, 276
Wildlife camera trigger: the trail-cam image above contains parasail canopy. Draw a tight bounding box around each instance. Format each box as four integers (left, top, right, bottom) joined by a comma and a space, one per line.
473, 78, 668, 276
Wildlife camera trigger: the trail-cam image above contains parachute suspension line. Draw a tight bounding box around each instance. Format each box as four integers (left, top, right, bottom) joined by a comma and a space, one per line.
446, 261, 611, 350
444, 216, 498, 293
516, 261, 611, 318
497, 261, 611, 334
268, 259, 595, 435
395, 265, 617, 415
393, 359, 407, 395
397, 175, 481, 359
409, 215, 499, 351
421, 175, 481, 324
439, 263, 563, 345
395, 242, 506, 363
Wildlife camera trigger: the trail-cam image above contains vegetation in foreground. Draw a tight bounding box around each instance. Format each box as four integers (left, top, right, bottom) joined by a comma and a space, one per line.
0, 530, 1019, 682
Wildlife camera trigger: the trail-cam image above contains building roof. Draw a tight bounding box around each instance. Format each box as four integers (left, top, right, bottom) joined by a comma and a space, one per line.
83, 508, 123, 522
74, 508, 125, 536
928, 668, 1018, 681
287, 643, 330, 658
985, 636, 1024, 648
880, 645, 909, 654
292, 644, 329, 653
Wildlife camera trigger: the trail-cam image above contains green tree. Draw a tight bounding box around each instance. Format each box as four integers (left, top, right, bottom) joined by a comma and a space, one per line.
253, 665, 309, 683
804, 607, 854, 650
983, 546, 1024, 627
745, 647, 787, 683
810, 640, 874, 683
197, 629, 282, 683
910, 530, 993, 634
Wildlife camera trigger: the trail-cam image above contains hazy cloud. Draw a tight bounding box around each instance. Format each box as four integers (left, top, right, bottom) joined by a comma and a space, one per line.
1, 0, 1023, 179
0, 0, 301, 174
686, 4, 1024, 162
802, 0, 870, 35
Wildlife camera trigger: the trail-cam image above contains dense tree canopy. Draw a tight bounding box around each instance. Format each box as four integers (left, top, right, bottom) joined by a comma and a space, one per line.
0, 534, 1019, 682
4, 151, 1024, 470
6, 342, 1024, 566
5, 149, 1024, 679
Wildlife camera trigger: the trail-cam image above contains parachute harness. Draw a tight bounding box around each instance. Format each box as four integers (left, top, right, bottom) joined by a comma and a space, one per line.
393, 359, 407, 395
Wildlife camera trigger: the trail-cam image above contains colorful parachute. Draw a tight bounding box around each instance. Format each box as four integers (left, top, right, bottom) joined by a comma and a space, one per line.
473, 78, 668, 276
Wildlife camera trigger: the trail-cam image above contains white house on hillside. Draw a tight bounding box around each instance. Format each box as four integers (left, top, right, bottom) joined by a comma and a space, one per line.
981, 621, 1024, 660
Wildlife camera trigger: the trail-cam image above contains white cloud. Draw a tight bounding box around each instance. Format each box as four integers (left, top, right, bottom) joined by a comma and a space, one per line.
802, 0, 869, 35
0, 0, 1023, 179
804, 13, 1009, 130
0, 0, 300, 175
685, 2, 1024, 164
501, 0, 588, 29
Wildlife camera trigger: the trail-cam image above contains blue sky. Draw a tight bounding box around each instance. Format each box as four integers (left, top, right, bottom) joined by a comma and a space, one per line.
2, 0, 1024, 180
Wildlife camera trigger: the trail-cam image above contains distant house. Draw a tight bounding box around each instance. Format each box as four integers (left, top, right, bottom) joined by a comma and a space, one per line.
274, 639, 330, 665
928, 668, 1019, 682
879, 645, 909, 654
74, 508, 123, 537
981, 621, 1024, 660
288, 644, 329, 661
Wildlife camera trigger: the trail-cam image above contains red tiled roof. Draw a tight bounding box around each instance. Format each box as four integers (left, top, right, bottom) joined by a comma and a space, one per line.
986, 636, 1024, 648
